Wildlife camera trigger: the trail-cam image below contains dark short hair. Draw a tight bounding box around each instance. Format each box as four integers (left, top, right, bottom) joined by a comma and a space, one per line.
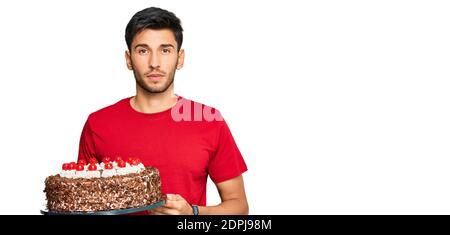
125, 7, 183, 51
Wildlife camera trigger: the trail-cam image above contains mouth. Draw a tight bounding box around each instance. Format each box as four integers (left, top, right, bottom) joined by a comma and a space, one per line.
146, 73, 164, 82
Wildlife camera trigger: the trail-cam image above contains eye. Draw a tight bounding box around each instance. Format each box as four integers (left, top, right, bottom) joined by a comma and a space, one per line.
162, 48, 171, 54
137, 48, 148, 55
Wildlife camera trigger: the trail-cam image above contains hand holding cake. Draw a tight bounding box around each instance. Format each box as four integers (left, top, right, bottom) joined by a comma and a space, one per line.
150, 194, 194, 215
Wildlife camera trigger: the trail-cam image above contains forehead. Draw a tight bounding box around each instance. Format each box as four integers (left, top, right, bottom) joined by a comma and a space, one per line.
132, 28, 177, 48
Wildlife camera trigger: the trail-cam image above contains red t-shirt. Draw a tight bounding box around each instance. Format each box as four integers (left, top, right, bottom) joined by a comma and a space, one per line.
77, 96, 247, 208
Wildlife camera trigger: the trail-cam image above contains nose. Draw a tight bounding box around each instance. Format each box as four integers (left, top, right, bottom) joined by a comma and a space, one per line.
149, 52, 161, 69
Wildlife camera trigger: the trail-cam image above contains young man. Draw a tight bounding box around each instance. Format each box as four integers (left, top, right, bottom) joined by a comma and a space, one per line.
77, 7, 248, 215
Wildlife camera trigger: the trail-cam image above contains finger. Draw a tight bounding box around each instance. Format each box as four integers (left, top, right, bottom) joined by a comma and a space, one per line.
166, 194, 179, 200
164, 200, 175, 208
149, 208, 165, 215
150, 207, 165, 213
150, 210, 165, 215
152, 207, 180, 215
168, 194, 184, 201
162, 208, 181, 215
163, 200, 184, 210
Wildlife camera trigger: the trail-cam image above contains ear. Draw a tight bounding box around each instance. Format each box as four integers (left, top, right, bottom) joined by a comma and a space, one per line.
176, 49, 185, 70
125, 50, 133, 70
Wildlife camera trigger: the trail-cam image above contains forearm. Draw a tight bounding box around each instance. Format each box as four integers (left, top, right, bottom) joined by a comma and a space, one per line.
198, 198, 249, 215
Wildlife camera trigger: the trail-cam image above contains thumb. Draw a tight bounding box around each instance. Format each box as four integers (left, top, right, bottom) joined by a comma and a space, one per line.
166, 194, 180, 200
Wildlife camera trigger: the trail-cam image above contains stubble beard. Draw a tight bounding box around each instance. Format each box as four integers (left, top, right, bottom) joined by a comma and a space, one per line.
133, 66, 176, 94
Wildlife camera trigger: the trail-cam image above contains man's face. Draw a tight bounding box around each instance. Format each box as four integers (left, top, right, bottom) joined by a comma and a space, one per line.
125, 29, 184, 94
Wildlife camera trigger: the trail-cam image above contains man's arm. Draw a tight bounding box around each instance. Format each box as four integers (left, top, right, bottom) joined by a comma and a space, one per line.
151, 175, 249, 215
199, 175, 248, 215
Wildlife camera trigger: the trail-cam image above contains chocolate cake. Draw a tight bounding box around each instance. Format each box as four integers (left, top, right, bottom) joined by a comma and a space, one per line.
44, 157, 164, 212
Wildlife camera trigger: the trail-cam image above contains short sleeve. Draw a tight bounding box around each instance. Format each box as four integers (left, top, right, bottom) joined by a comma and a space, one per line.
77, 117, 97, 162
208, 120, 248, 184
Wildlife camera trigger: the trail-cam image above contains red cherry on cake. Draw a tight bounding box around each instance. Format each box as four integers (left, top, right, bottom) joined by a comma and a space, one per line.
115, 156, 123, 162
131, 159, 139, 166
78, 159, 86, 165
62, 163, 69, 170
117, 160, 126, 168
68, 162, 76, 170
76, 164, 84, 171
103, 157, 111, 163
104, 162, 113, 170
89, 158, 98, 164
88, 163, 97, 171
134, 158, 141, 164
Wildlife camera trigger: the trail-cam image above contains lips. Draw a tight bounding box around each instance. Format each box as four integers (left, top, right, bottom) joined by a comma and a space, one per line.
147, 73, 164, 81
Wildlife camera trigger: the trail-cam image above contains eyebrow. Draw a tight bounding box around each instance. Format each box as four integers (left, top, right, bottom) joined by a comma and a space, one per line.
160, 44, 175, 49
134, 43, 175, 50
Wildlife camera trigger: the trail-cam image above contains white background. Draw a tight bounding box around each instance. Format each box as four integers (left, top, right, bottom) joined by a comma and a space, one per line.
0, 0, 449, 214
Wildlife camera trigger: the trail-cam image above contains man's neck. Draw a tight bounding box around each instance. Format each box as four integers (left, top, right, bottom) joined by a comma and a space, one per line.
131, 87, 178, 114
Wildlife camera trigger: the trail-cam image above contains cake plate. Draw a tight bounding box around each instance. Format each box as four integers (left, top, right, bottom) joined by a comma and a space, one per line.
40, 200, 165, 215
